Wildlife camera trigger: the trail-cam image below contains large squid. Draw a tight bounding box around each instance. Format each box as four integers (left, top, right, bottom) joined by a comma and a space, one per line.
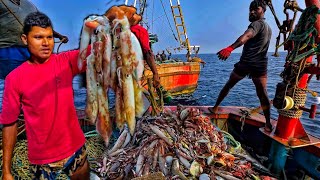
130, 31, 147, 118
112, 17, 137, 135
79, 15, 113, 146
79, 16, 101, 124
112, 17, 147, 135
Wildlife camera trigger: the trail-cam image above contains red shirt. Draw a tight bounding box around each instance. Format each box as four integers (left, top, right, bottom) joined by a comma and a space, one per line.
130, 24, 151, 54
0, 50, 86, 164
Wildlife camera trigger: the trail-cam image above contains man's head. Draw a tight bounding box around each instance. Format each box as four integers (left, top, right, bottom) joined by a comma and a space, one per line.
249, 0, 266, 22
21, 12, 54, 63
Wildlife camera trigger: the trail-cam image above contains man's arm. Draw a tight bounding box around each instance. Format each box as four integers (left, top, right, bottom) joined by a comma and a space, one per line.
230, 29, 255, 49
217, 29, 254, 60
145, 50, 160, 88
2, 122, 17, 180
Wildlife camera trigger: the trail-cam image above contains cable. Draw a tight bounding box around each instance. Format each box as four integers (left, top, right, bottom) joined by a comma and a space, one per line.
159, 0, 178, 42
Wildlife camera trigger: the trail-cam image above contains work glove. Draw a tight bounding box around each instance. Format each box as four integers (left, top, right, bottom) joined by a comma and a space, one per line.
217, 46, 234, 60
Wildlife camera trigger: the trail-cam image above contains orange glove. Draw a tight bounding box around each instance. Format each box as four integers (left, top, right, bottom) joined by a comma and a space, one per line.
217, 46, 234, 60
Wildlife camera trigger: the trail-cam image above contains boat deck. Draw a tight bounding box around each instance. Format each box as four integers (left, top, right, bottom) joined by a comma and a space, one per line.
76, 106, 320, 152
162, 105, 277, 127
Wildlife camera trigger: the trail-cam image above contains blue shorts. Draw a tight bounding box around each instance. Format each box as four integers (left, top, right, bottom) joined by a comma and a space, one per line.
30, 146, 88, 180
0, 46, 30, 79
233, 61, 267, 78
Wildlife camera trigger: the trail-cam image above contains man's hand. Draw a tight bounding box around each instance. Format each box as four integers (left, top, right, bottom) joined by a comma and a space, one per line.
153, 73, 160, 89
217, 46, 234, 60
2, 172, 14, 180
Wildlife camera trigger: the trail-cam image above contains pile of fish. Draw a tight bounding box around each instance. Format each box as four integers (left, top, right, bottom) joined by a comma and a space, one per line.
93, 106, 273, 179
79, 9, 146, 146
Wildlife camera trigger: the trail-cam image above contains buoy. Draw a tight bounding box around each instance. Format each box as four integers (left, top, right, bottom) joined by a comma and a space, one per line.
283, 96, 294, 110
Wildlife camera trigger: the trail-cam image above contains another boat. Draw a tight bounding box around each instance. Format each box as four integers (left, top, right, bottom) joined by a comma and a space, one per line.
130, 0, 204, 96
142, 61, 201, 96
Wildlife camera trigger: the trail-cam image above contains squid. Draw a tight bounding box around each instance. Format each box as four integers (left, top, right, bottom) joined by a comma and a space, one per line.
130, 32, 146, 118
113, 17, 137, 135
80, 16, 100, 124
80, 15, 113, 145
95, 20, 113, 146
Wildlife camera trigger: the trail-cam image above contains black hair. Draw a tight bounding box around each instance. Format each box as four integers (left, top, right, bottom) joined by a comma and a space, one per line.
250, 0, 267, 12
23, 12, 53, 35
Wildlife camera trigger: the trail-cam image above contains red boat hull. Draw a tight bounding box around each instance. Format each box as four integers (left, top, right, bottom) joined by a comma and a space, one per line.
142, 62, 201, 96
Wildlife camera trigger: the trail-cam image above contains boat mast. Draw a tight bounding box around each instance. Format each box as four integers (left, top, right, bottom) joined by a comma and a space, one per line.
169, 0, 199, 60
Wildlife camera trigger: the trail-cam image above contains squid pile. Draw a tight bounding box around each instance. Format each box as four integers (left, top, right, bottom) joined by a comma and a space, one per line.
79, 11, 146, 146
93, 106, 274, 179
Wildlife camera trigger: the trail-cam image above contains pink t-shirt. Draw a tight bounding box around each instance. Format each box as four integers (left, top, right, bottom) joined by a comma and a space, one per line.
0, 50, 86, 164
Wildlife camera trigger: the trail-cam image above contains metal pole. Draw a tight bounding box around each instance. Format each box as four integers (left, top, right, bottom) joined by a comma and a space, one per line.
125, 0, 129, 5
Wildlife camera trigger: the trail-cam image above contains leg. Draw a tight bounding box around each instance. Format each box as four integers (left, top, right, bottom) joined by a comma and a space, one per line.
70, 160, 90, 180
64, 146, 90, 180
252, 76, 272, 131
210, 71, 245, 113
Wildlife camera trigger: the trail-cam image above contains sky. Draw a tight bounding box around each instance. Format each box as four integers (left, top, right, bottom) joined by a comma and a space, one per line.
30, 0, 306, 54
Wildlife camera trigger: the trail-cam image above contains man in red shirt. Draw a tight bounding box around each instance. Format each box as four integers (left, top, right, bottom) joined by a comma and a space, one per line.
130, 17, 160, 88
1, 12, 89, 179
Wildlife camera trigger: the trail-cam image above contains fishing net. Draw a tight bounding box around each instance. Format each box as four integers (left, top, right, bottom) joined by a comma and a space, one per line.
0, 135, 105, 179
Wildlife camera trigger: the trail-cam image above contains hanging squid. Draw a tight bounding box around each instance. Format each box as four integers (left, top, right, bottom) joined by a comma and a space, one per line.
79, 8, 148, 142
79, 15, 113, 146
112, 17, 137, 135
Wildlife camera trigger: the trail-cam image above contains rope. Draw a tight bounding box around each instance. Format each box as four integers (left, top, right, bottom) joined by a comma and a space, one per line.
278, 109, 303, 118
239, 109, 251, 132
221, 130, 242, 153
286, 6, 320, 64
292, 55, 307, 98
278, 87, 306, 118
1, 136, 105, 179
143, 78, 164, 116
56, 41, 64, 54
84, 130, 98, 138
293, 87, 307, 108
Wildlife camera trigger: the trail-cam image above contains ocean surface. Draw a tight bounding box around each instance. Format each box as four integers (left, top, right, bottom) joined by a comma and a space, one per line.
1, 52, 320, 138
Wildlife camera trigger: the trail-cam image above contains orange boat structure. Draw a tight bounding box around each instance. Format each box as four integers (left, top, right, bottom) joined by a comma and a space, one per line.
142, 61, 201, 96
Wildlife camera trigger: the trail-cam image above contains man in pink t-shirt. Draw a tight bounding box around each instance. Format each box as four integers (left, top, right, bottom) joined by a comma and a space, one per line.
0, 12, 90, 179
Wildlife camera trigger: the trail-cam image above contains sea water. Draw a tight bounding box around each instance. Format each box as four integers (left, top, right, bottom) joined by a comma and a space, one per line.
1, 52, 319, 138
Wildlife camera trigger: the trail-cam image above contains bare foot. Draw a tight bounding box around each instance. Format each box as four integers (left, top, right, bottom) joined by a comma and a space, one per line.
208, 106, 219, 114
264, 124, 273, 132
